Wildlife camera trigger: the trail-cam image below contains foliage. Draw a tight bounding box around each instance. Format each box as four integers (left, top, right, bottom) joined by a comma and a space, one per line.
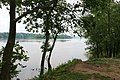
0, 0, 79, 78
0, 0, 57, 79
0, 42, 29, 78
81, 0, 114, 14
21, 0, 82, 75
79, 0, 120, 58
87, 58, 120, 65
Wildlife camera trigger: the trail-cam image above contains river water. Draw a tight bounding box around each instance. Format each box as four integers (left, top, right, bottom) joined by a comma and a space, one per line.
0, 38, 88, 80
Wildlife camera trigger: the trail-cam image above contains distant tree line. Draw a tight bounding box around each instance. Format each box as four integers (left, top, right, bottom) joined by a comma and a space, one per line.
0, 33, 72, 39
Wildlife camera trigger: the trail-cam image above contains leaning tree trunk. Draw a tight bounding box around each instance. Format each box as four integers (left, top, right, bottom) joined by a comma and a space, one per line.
40, 30, 50, 75
40, 0, 58, 76
0, 0, 16, 80
48, 33, 58, 71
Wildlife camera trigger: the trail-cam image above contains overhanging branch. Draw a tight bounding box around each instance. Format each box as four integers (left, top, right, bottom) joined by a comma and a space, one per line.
15, 2, 53, 22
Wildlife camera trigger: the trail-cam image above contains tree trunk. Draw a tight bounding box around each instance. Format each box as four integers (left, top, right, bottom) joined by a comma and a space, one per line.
0, 0, 16, 80
106, 43, 109, 57
48, 33, 58, 71
108, 44, 112, 58
40, 30, 50, 75
96, 43, 99, 58
40, 0, 58, 75
113, 42, 116, 57
115, 42, 119, 57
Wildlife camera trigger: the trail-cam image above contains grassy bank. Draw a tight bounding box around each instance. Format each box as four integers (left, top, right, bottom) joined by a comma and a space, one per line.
32, 58, 120, 80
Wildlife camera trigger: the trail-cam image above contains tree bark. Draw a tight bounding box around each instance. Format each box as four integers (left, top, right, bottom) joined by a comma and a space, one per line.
0, 0, 16, 80
40, 0, 58, 76
40, 30, 50, 75
96, 43, 99, 58
48, 33, 58, 71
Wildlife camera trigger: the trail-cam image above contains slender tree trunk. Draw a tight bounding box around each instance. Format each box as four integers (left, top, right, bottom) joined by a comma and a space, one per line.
40, 0, 58, 76
106, 42, 109, 57
40, 30, 50, 75
0, 0, 16, 80
113, 42, 116, 57
48, 33, 58, 71
109, 44, 112, 58
115, 42, 119, 57
96, 43, 99, 58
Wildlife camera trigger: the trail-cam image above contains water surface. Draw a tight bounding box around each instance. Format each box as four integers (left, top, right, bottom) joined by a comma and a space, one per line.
0, 39, 88, 80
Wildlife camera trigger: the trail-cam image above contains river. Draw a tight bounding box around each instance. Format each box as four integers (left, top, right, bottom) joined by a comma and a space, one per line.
0, 38, 88, 80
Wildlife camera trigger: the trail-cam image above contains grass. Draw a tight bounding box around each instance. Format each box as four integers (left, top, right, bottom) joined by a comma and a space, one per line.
87, 58, 120, 66
33, 59, 114, 80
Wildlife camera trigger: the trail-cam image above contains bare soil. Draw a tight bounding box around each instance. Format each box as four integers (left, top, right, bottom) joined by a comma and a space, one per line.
69, 59, 120, 80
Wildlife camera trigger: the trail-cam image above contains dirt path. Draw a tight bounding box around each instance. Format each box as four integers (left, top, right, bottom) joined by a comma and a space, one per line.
70, 60, 120, 80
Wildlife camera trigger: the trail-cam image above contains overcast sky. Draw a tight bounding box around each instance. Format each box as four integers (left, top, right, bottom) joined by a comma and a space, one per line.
0, 0, 119, 33
0, 7, 27, 32
0, 7, 29, 33
0, 0, 79, 33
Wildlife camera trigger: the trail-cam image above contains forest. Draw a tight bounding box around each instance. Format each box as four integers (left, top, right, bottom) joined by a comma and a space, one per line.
0, 33, 72, 39
0, 0, 120, 80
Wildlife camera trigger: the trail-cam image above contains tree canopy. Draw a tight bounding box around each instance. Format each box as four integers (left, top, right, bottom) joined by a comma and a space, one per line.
80, 0, 120, 58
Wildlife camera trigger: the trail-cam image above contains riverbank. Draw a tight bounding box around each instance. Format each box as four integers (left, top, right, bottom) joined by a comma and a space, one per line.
35, 58, 120, 80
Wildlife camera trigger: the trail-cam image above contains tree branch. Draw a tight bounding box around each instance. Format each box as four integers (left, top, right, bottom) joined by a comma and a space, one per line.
15, 2, 52, 22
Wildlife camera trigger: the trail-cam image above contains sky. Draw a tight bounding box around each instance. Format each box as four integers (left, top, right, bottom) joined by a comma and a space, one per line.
0, 0, 79, 33
0, 7, 27, 32
0, 0, 119, 33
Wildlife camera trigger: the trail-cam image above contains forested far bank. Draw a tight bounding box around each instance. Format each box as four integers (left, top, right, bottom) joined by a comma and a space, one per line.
0, 32, 73, 40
